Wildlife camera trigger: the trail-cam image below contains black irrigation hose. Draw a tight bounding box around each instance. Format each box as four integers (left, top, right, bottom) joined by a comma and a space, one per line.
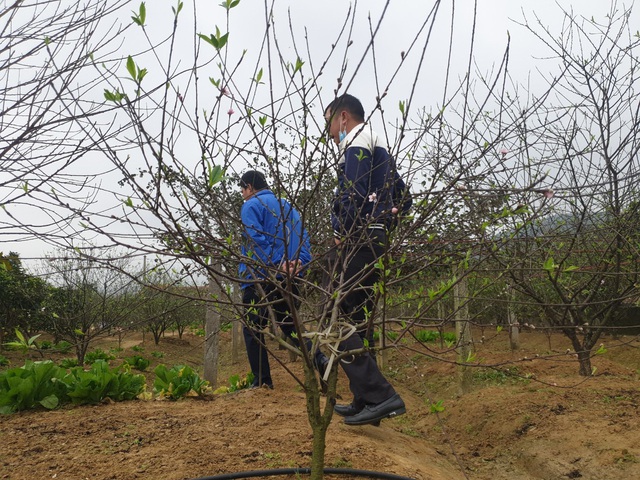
191, 468, 415, 480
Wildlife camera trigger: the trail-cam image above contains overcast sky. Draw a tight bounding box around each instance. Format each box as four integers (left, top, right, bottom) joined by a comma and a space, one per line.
2, 0, 636, 262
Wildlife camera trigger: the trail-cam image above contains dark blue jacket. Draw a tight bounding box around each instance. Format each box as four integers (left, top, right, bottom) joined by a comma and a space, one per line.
239, 189, 311, 288
331, 124, 412, 237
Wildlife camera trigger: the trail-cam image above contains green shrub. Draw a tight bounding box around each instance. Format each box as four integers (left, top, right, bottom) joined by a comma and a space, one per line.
131, 345, 144, 353
221, 322, 233, 333
0, 354, 9, 367
84, 349, 116, 364
151, 351, 164, 359
153, 364, 209, 400
123, 355, 150, 371
39, 340, 54, 350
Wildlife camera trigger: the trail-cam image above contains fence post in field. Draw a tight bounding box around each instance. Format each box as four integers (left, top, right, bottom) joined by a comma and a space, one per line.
204, 259, 222, 385
454, 267, 473, 394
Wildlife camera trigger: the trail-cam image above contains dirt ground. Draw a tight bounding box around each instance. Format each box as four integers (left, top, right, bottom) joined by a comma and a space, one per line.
1, 326, 640, 480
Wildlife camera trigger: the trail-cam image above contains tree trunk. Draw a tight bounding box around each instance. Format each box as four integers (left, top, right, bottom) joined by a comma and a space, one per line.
454, 270, 473, 394
304, 361, 336, 480
204, 261, 221, 385
577, 349, 593, 377
507, 286, 519, 351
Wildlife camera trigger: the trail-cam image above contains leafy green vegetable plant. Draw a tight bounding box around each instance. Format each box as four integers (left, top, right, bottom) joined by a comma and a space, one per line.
54, 341, 73, 354
3, 329, 41, 353
153, 364, 209, 400
63, 360, 145, 404
84, 348, 116, 364
59, 358, 79, 369
123, 355, 150, 371
0, 361, 68, 413
0, 360, 146, 414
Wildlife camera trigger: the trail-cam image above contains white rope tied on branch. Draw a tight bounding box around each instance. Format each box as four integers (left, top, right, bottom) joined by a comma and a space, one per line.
303, 321, 357, 381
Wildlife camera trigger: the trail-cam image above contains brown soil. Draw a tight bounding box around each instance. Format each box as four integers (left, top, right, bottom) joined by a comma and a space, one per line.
1, 328, 640, 480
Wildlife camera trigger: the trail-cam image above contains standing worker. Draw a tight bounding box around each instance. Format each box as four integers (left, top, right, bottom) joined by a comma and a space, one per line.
238, 170, 327, 389
324, 94, 412, 426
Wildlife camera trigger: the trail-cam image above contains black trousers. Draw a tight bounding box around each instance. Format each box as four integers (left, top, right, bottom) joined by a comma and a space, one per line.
242, 281, 324, 386
334, 228, 396, 406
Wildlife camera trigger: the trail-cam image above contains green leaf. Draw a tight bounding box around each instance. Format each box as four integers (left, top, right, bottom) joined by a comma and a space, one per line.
259, 115, 267, 127
542, 257, 556, 273
255, 68, 263, 83
124, 197, 134, 208
132, 2, 146, 25
563, 265, 579, 273
39, 394, 59, 410
220, 0, 241, 10
208, 165, 225, 187
126, 56, 136, 80
199, 33, 216, 48
137, 68, 148, 82
294, 57, 304, 73
104, 89, 125, 103
430, 400, 445, 413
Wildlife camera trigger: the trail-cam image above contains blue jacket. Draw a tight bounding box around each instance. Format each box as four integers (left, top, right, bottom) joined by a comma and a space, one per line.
331, 124, 412, 237
239, 189, 311, 288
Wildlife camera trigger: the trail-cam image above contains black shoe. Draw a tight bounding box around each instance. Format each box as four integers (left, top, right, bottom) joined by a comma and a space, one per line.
343, 394, 406, 426
250, 380, 274, 390
334, 402, 363, 417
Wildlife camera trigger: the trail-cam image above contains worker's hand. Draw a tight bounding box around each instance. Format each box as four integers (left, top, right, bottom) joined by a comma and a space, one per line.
334, 237, 341, 246
282, 260, 302, 276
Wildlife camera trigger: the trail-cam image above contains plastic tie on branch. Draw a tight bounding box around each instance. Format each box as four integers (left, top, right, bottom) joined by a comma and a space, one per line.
302, 321, 356, 381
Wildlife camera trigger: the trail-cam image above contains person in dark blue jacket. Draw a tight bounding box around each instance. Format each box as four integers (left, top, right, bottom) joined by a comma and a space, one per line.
238, 170, 327, 389
323, 94, 411, 426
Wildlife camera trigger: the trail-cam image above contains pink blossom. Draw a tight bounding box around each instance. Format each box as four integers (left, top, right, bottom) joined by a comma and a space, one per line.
543, 189, 554, 199
221, 86, 230, 97
227, 108, 234, 116
500, 147, 508, 157
368, 192, 377, 203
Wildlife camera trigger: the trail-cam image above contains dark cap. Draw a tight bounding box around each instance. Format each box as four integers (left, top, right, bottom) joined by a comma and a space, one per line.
239, 170, 268, 190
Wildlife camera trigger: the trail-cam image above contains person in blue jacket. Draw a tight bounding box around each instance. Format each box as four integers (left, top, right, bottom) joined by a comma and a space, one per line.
323, 94, 412, 426
238, 170, 327, 389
